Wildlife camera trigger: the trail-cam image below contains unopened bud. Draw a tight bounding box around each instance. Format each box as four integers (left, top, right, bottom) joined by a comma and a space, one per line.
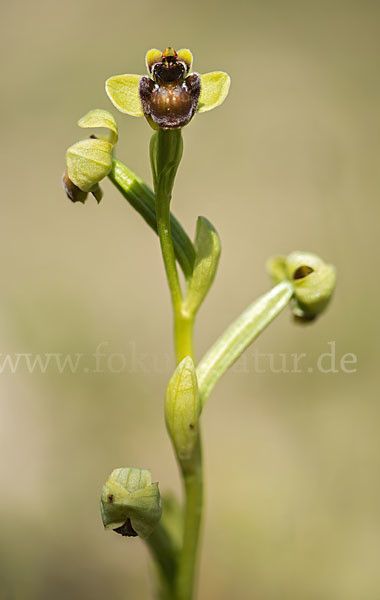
268, 251, 336, 321
100, 468, 161, 539
165, 357, 200, 461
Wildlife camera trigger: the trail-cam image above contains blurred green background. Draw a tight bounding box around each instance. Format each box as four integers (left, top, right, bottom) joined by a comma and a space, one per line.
1, 0, 379, 598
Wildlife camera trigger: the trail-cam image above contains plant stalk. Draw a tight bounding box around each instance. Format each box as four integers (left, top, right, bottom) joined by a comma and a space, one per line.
152, 128, 203, 600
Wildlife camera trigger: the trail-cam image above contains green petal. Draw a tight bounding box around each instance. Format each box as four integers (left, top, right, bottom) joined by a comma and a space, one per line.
105, 74, 144, 117
198, 72, 231, 113
78, 109, 118, 145
66, 138, 113, 192
146, 48, 162, 73
177, 48, 193, 72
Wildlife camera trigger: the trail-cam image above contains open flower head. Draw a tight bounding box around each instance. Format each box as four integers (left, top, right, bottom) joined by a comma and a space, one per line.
105, 47, 230, 130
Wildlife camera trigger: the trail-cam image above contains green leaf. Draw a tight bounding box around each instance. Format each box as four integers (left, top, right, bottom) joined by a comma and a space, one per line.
198, 72, 230, 113
105, 74, 144, 117
196, 281, 293, 408
66, 138, 113, 192
165, 357, 200, 461
78, 109, 118, 145
183, 217, 221, 316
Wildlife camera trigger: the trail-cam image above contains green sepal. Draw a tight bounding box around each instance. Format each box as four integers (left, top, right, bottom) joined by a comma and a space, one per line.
183, 217, 221, 316
78, 109, 118, 145
198, 72, 230, 113
267, 256, 288, 284
66, 138, 113, 192
165, 357, 200, 461
100, 468, 162, 539
105, 74, 144, 117
286, 251, 336, 320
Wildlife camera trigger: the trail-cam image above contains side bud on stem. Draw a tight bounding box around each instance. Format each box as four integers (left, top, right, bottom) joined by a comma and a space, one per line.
100, 467, 162, 539
63, 109, 118, 203
165, 357, 200, 462
268, 251, 336, 321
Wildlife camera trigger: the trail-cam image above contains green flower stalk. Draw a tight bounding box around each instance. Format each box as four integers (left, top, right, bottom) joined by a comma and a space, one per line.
62, 46, 337, 600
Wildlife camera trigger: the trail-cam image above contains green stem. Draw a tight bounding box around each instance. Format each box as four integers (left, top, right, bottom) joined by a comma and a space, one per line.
107, 159, 196, 281
174, 312, 195, 365
146, 522, 178, 596
176, 438, 203, 600
151, 128, 203, 600
156, 191, 183, 312
151, 129, 184, 313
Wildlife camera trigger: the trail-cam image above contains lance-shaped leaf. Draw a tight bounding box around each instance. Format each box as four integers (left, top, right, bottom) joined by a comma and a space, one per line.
108, 159, 196, 280
196, 281, 294, 408
165, 357, 200, 461
78, 109, 118, 145
101, 467, 162, 539
105, 74, 144, 117
183, 217, 221, 316
198, 72, 231, 113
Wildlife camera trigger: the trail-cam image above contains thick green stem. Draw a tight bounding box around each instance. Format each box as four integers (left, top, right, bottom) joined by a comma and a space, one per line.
176, 438, 203, 600
151, 130, 184, 313
152, 128, 203, 600
174, 312, 195, 365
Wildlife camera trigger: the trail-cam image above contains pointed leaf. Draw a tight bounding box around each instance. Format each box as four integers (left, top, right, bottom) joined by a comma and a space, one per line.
183, 217, 221, 316
196, 281, 293, 408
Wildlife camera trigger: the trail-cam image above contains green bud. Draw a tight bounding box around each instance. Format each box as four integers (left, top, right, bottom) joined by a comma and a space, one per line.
183, 216, 221, 316
66, 138, 113, 193
165, 357, 200, 461
63, 109, 118, 203
100, 468, 162, 539
268, 251, 336, 321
